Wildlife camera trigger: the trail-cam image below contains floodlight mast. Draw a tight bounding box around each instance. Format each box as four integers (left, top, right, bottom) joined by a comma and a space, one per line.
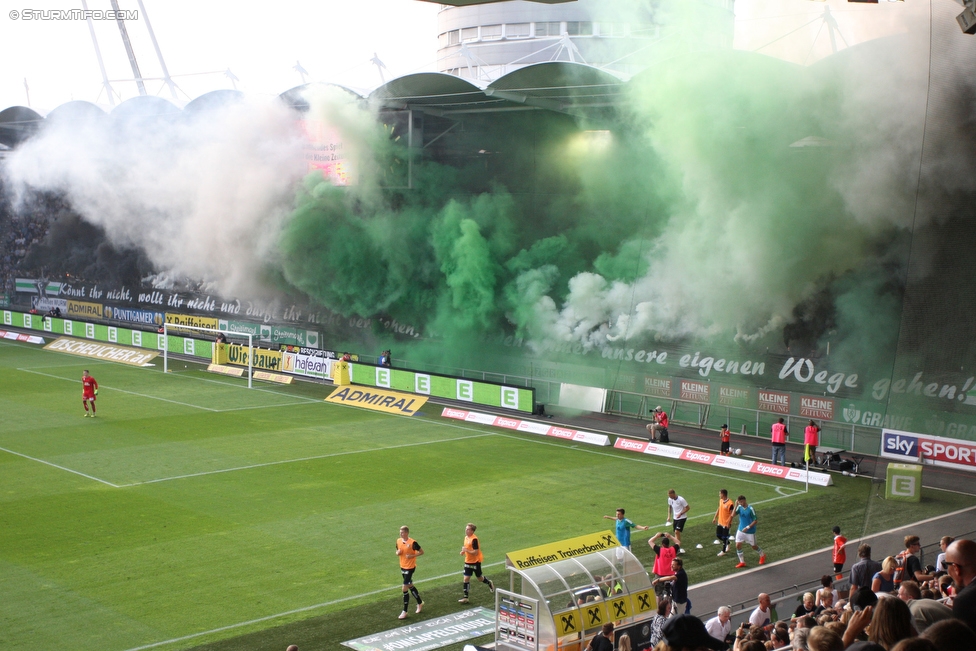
110, 0, 147, 95
81, 0, 116, 106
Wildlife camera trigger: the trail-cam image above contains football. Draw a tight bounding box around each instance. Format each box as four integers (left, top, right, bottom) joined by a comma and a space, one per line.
734, 448, 742, 456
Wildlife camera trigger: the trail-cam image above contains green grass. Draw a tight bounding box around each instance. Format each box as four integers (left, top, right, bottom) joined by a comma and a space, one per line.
0, 339, 970, 651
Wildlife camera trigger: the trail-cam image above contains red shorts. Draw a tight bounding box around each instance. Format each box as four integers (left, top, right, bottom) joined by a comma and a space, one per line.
83, 393, 96, 401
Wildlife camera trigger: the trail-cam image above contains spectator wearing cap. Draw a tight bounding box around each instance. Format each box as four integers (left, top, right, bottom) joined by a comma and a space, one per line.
660, 614, 724, 650
849, 587, 879, 614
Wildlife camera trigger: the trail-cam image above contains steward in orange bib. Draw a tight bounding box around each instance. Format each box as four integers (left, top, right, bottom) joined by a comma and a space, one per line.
459, 523, 495, 603
396, 526, 424, 619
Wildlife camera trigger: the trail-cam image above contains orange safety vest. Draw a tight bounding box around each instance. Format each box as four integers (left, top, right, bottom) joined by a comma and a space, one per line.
463, 534, 484, 564
397, 537, 420, 569
715, 498, 735, 528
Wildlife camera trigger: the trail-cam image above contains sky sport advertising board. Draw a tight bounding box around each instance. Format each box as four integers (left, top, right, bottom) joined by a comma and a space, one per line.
880, 428, 976, 472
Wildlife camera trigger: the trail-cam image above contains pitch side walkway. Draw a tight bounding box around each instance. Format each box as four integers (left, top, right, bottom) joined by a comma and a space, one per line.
531, 406, 976, 496
686, 504, 976, 619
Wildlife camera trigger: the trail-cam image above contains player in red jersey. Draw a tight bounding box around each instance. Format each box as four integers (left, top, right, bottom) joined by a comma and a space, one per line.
832, 526, 847, 580
82, 369, 99, 417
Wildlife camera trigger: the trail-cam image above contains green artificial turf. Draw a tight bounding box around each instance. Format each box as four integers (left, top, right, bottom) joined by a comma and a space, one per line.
0, 339, 970, 651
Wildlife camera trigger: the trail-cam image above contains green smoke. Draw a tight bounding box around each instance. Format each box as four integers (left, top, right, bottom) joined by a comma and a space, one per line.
275, 29, 929, 381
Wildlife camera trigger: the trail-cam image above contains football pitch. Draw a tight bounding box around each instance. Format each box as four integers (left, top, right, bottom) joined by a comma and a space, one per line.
1, 339, 971, 651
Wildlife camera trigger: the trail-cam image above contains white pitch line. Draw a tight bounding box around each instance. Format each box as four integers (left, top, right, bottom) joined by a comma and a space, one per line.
161, 368, 323, 404
0, 445, 119, 488
17, 368, 219, 411
213, 402, 318, 413
118, 559, 507, 651
492, 432, 800, 491
119, 432, 493, 487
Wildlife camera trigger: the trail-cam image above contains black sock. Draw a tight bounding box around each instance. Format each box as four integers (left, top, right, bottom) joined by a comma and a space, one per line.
463, 582, 470, 597
410, 586, 422, 603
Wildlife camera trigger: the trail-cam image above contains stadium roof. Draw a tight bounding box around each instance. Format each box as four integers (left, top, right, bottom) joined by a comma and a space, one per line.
0, 62, 625, 145
0, 106, 42, 148
369, 63, 623, 120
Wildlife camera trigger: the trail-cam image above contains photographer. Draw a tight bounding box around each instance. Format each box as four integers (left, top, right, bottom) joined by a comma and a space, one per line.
653, 557, 691, 615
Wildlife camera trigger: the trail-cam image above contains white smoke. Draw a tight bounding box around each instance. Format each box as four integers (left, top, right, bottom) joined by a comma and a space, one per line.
4, 96, 306, 298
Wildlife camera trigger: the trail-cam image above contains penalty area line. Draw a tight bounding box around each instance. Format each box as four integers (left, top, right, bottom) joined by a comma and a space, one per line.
119, 559, 507, 651
0, 445, 119, 488
17, 368, 219, 411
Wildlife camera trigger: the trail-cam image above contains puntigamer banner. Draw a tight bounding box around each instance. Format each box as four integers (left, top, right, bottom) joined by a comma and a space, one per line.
104, 306, 163, 326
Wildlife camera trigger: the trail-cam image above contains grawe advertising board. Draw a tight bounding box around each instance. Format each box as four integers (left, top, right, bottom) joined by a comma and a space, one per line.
352, 364, 535, 413
880, 428, 976, 472
612, 436, 832, 486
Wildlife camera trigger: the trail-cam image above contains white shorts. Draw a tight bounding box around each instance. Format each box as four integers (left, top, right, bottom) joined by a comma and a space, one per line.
735, 530, 756, 546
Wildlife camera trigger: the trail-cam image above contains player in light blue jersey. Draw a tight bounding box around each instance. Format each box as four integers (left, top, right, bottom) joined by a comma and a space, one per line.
734, 495, 766, 568
603, 508, 648, 549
